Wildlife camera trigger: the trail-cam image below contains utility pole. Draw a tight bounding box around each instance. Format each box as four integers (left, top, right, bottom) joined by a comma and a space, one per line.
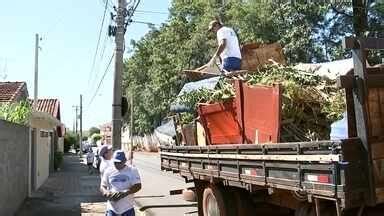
80, 95, 83, 154
29, 33, 40, 197
73, 117, 75, 133
112, 0, 127, 150
130, 91, 134, 163
33, 33, 39, 109
73, 105, 79, 134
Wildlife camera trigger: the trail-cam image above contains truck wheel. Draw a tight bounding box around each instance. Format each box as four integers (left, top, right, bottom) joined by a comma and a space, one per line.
295, 204, 314, 216
295, 203, 335, 216
203, 185, 227, 216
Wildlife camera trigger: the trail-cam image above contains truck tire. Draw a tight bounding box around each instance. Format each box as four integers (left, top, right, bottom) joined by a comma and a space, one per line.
295, 204, 314, 216
295, 203, 335, 216
202, 185, 228, 216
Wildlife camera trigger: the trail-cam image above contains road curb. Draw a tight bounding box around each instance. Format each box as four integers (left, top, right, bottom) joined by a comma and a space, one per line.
135, 201, 153, 216
135, 207, 147, 216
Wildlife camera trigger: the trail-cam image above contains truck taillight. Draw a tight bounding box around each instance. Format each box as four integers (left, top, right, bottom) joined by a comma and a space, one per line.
306, 174, 330, 184
243, 168, 257, 176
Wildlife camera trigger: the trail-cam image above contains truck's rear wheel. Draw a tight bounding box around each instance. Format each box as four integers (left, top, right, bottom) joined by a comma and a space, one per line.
202, 186, 227, 216
295, 204, 314, 216
295, 203, 336, 216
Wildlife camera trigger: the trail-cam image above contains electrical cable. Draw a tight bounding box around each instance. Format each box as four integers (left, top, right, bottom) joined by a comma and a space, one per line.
135, 10, 168, 15
87, 0, 110, 89
87, 53, 115, 108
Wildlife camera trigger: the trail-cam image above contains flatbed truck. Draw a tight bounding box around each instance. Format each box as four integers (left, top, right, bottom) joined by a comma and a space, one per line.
160, 37, 384, 216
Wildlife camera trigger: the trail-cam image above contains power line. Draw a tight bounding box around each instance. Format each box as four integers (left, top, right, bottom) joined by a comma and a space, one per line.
135, 10, 168, 15
99, 18, 114, 64
87, 53, 115, 108
130, 20, 159, 28
99, 0, 114, 11
87, 0, 110, 88
91, 31, 112, 94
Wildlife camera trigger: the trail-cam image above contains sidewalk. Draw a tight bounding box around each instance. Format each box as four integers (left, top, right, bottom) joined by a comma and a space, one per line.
16, 153, 106, 216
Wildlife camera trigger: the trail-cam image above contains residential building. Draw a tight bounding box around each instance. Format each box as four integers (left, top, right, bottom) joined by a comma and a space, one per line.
30, 98, 64, 185
0, 81, 28, 103
100, 122, 112, 145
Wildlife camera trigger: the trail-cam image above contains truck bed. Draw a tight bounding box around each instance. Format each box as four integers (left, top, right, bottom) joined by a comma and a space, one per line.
160, 139, 369, 209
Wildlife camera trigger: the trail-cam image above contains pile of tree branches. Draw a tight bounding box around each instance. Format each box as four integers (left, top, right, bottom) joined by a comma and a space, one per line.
123, 0, 383, 135
245, 64, 345, 141
177, 79, 235, 112
177, 64, 345, 141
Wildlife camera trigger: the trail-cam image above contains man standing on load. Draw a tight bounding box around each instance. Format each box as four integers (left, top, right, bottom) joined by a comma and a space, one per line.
208, 20, 242, 72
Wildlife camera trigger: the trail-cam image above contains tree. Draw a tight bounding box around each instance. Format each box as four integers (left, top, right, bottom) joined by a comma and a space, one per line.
64, 132, 77, 152
0, 100, 32, 125
123, 0, 383, 135
91, 133, 102, 144
88, 127, 100, 137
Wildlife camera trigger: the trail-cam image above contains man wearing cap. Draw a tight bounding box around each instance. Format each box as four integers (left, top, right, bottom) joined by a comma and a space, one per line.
98, 145, 113, 177
208, 20, 242, 72
100, 150, 141, 216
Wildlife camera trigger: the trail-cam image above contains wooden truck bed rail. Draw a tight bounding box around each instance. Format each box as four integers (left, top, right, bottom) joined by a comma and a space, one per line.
160, 139, 369, 209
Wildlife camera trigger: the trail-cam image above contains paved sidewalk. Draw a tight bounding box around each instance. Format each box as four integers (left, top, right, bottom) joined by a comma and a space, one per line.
16, 153, 106, 216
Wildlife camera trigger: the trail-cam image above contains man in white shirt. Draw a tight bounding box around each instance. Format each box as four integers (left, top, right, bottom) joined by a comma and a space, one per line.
98, 144, 113, 177
208, 20, 242, 72
86, 149, 95, 174
100, 150, 141, 216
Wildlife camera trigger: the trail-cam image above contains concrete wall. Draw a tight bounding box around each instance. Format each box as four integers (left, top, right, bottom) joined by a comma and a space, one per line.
57, 137, 64, 153
35, 129, 51, 189
0, 120, 29, 216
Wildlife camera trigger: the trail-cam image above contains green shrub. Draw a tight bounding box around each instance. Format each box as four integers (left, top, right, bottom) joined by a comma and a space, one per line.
54, 152, 64, 170
0, 100, 32, 125
64, 132, 77, 152
91, 133, 102, 144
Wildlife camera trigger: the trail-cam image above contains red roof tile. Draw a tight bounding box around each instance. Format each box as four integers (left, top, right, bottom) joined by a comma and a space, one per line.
32, 99, 61, 120
0, 82, 28, 102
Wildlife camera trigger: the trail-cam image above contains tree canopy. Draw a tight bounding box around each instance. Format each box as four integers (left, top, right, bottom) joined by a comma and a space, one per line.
123, 0, 384, 135
88, 126, 100, 137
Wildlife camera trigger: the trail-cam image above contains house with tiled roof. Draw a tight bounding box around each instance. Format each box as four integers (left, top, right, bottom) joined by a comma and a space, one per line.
31, 98, 63, 137
34, 99, 61, 120
0, 81, 64, 192
29, 98, 65, 189
0, 81, 28, 103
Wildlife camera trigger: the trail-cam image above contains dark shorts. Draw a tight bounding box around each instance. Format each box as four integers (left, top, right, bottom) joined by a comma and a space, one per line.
106, 208, 135, 216
222, 57, 241, 72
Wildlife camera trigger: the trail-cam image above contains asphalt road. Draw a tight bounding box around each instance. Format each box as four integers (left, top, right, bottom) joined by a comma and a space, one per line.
133, 152, 198, 216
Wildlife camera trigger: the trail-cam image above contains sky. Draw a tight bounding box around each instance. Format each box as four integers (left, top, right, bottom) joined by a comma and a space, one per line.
0, 0, 170, 130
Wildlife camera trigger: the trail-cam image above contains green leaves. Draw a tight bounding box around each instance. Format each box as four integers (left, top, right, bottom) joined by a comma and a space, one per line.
246, 64, 345, 141
123, 0, 382, 135
0, 101, 32, 125
176, 78, 235, 113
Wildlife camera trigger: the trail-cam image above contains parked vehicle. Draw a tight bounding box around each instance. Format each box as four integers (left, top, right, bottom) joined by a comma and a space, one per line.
160, 38, 384, 215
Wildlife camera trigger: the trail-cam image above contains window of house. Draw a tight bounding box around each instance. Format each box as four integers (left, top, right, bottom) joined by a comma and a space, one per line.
40, 131, 49, 137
